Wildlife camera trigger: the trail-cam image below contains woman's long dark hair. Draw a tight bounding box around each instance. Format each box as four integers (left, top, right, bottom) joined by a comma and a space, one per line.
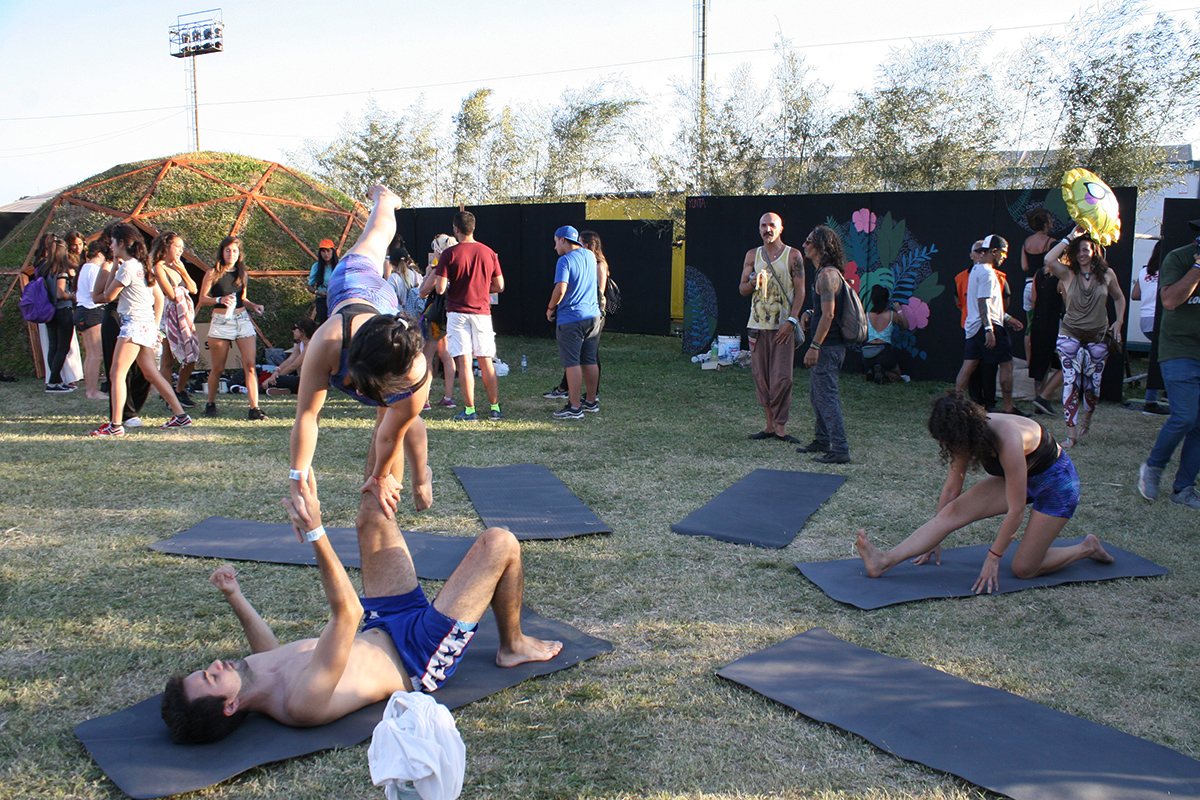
347, 313, 425, 405
868, 285, 891, 314
1144, 240, 1162, 279
35, 237, 71, 280
928, 390, 996, 469
1065, 235, 1109, 282
579, 230, 606, 266
110, 223, 151, 284
1025, 207, 1054, 234
212, 235, 246, 290
148, 231, 182, 268
809, 225, 846, 271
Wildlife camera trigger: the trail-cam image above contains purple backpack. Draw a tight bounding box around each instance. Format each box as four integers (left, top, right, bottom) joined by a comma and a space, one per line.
20, 276, 56, 324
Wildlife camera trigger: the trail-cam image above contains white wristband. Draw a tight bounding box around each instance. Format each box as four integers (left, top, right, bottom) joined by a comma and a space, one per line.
289, 468, 307, 481
304, 525, 326, 542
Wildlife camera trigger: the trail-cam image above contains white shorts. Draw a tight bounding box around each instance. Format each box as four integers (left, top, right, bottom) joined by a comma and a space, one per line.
119, 315, 159, 349
445, 312, 496, 359
208, 308, 256, 341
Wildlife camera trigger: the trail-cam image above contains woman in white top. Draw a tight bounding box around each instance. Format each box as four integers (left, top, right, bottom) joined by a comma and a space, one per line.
89, 224, 192, 436
75, 240, 109, 399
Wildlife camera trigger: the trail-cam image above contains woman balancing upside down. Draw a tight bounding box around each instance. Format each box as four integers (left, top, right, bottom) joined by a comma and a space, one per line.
289, 184, 433, 532
856, 391, 1113, 594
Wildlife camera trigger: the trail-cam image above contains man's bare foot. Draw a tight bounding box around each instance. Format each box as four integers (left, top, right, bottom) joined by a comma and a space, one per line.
1082, 533, 1114, 564
496, 634, 563, 668
413, 465, 433, 511
856, 529, 889, 578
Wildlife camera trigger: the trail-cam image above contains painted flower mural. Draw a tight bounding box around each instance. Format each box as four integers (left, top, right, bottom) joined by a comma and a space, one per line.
828, 209, 944, 360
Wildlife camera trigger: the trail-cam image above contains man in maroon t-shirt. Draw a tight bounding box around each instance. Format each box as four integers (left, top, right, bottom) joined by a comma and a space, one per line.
433, 211, 505, 421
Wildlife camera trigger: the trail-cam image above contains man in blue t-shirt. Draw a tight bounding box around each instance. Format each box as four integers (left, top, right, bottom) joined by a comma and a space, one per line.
546, 226, 601, 420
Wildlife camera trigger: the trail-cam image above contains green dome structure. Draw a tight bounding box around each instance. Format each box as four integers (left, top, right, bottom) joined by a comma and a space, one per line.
0, 152, 366, 375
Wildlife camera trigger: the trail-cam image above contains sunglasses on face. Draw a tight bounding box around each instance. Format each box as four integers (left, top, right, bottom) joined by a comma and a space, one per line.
973, 248, 986, 253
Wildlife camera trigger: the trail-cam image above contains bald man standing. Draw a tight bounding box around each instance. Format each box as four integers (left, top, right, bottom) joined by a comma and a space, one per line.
738, 212, 806, 442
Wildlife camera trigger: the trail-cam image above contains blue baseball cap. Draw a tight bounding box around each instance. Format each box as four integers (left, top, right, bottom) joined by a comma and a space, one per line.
554, 226, 582, 246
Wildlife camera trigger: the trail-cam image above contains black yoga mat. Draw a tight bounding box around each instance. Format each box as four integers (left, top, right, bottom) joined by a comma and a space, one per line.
149, 516, 474, 581
452, 464, 610, 539
796, 537, 1168, 610
76, 606, 611, 799
671, 469, 846, 548
718, 628, 1200, 800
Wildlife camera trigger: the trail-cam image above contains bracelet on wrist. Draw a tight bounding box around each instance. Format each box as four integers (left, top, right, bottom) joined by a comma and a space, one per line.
810, 341, 822, 349
304, 525, 326, 542
787, 316, 798, 326
289, 468, 308, 481
988, 548, 1004, 558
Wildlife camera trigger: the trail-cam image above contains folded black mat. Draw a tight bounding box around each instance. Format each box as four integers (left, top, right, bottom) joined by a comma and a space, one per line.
719, 628, 1200, 800
149, 516, 474, 581
452, 464, 610, 539
796, 536, 1168, 610
671, 469, 846, 548
76, 606, 611, 799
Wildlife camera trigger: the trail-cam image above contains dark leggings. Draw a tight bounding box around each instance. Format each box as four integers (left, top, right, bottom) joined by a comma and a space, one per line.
100, 304, 151, 421
45, 306, 74, 384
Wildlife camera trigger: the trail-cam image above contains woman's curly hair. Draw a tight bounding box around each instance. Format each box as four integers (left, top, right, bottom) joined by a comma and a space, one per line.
927, 390, 995, 469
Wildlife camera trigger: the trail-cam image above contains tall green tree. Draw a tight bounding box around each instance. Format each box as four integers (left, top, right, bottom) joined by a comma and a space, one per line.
291, 98, 439, 204
449, 89, 493, 204
832, 36, 1002, 191
539, 81, 643, 199
1044, 3, 1200, 191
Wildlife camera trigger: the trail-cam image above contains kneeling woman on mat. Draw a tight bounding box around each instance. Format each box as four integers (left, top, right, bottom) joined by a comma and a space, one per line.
855, 390, 1112, 594
288, 185, 433, 531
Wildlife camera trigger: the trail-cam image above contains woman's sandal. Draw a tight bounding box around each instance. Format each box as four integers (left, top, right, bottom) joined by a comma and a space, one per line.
1062, 436, 1077, 450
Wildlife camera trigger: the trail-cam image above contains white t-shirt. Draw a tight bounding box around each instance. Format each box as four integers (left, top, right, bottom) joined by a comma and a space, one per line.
115, 258, 155, 321
76, 259, 102, 309
1136, 265, 1158, 321
964, 264, 1003, 338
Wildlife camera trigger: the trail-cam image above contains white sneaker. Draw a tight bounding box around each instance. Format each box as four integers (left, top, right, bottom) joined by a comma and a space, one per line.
123, 417, 144, 428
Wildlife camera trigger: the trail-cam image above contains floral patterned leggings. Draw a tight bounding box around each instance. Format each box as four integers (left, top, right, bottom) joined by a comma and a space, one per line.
1055, 335, 1108, 429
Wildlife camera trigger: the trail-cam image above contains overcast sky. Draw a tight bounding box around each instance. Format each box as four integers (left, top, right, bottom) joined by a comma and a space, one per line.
1, 0, 1196, 205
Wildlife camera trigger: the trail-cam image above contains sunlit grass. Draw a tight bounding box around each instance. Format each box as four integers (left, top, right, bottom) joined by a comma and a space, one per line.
0, 333, 1195, 799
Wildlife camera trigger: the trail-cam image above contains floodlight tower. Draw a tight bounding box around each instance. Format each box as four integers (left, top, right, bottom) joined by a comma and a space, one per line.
169, 9, 224, 152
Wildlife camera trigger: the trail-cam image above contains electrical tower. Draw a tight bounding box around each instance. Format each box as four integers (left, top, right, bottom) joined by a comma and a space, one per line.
693, 0, 710, 191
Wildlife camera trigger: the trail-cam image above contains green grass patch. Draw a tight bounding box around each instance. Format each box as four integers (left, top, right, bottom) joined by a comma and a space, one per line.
0, 332, 1196, 798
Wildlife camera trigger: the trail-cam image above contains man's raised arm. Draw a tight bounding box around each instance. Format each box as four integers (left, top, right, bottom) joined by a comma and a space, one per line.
281, 476, 363, 725
210, 564, 279, 653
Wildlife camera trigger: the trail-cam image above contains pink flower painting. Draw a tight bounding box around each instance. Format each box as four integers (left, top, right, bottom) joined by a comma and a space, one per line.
900, 296, 930, 329
852, 208, 877, 233
844, 261, 860, 291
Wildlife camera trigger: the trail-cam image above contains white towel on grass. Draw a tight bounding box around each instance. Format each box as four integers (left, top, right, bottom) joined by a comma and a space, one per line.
368, 691, 465, 800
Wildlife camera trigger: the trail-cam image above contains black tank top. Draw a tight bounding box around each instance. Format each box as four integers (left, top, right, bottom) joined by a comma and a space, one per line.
208, 270, 244, 308
981, 422, 1060, 478
811, 266, 844, 345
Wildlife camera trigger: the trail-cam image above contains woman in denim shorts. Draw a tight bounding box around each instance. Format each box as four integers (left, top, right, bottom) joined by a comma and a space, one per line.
856, 390, 1115, 594
197, 236, 266, 420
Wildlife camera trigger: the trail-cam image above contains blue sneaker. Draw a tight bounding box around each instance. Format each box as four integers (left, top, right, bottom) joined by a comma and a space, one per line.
489, 408, 503, 421
453, 410, 479, 421
552, 404, 583, 420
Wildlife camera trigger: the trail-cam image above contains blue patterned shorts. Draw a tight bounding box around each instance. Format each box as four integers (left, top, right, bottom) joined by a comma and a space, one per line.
1026, 451, 1080, 519
361, 585, 476, 692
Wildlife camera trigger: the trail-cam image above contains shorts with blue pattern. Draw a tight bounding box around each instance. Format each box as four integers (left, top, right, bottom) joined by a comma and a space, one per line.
361, 585, 477, 693
1026, 451, 1080, 519
327, 254, 399, 316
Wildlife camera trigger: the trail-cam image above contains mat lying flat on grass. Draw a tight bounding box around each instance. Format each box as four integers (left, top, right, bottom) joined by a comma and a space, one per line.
671, 469, 845, 548
718, 628, 1200, 800
75, 606, 611, 800
149, 517, 474, 581
795, 537, 1168, 609
452, 463, 611, 539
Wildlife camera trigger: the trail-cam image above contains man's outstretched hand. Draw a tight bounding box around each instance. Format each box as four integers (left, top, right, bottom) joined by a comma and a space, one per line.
210, 564, 241, 596
285, 469, 323, 541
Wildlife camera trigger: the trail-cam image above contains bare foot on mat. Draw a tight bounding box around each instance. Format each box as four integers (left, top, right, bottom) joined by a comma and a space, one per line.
497, 635, 563, 668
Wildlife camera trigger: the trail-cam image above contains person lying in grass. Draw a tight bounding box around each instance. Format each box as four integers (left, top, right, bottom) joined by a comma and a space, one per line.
856, 390, 1113, 594
161, 471, 562, 744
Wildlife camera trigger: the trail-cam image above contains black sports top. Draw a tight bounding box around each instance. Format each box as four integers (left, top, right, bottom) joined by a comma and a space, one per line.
208, 270, 244, 308
981, 421, 1060, 478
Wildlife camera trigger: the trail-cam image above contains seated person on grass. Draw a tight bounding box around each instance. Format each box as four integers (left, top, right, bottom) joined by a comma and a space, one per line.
265, 317, 318, 396
855, 390, 1113, 595
161, 471, 563, 744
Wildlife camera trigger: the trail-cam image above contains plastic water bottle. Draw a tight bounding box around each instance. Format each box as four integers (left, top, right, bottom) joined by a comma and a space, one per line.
521, 355, 527, 373
710, 340, 719, 363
